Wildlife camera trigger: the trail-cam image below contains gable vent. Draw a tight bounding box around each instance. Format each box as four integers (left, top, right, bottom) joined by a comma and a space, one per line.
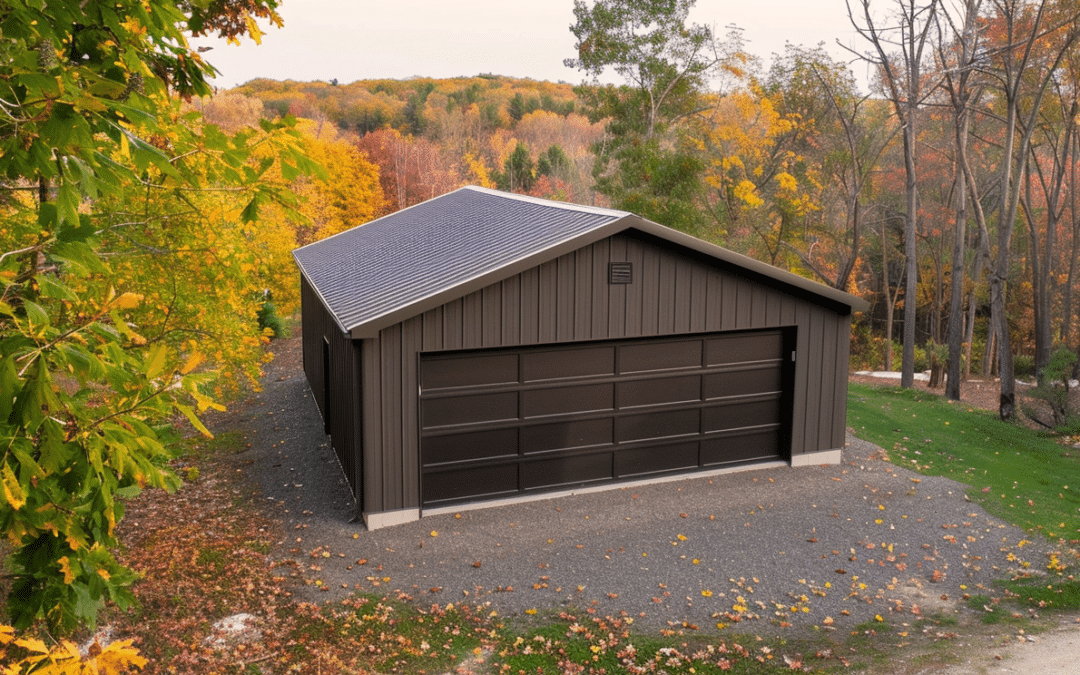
608, 262, 633, 284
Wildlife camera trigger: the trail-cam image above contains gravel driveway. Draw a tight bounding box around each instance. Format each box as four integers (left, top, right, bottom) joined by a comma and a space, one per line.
221, 338, 1048, 636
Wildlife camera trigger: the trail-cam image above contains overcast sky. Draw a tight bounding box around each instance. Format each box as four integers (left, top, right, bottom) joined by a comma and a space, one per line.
192, 0, 872, 91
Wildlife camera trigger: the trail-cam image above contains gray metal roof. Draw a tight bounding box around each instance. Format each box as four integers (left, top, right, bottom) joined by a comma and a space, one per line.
293, 186, 869, 338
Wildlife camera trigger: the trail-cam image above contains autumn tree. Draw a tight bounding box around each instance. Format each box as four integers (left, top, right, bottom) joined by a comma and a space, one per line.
981, 0, 1080, 418
0, 0, 322, 633
287, 120, 385, 244
934, 0, 986, 399
565, 0, 727, 232
767, 45, 893, 293
847, 0, 941, 389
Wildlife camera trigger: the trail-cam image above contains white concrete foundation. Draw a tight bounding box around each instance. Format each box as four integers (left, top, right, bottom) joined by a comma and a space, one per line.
789, 448, 843, 467
363, 508, 420, 530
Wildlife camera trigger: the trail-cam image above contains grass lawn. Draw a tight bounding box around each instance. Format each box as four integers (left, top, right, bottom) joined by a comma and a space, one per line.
848, 382, 1080, 612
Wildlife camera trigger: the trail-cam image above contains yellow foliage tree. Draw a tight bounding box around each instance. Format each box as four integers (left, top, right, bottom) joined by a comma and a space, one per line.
288, 119, 386, 243
700, 90, 816, 264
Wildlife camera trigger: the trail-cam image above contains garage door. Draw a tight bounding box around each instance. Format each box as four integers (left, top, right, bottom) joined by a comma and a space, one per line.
419, 329, 791, 507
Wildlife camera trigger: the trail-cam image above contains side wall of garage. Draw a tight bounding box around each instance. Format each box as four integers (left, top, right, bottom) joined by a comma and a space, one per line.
300, 275, 364, 503
358, 230, 852, 516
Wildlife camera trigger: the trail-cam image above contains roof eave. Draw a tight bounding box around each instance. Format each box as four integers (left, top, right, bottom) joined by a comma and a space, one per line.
623, 216, 871, 314
344, 213, 868, 340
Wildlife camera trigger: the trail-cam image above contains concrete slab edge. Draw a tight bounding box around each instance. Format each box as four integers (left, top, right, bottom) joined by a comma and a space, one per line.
363, 508, 420, 530
790, 448, 843, 467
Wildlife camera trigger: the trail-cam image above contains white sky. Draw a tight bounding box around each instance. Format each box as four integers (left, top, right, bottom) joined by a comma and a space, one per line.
192, 0, 872, 91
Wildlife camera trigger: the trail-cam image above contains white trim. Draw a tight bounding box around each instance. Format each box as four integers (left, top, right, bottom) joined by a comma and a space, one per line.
422, 461, 788, 518
363, 508, 420, 530
790, 448, 843, 467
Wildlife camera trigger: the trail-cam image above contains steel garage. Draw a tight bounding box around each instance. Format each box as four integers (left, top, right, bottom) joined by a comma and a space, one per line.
293, 187, 868, 529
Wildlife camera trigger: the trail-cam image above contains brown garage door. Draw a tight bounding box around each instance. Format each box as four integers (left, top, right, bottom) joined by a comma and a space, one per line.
419, 329, 792, 507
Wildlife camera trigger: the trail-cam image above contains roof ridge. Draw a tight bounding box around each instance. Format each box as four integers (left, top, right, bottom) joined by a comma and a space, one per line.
460, 185, 631, 218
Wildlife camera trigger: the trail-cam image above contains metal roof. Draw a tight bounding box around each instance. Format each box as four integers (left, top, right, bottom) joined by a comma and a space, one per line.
293, 186, 869, 338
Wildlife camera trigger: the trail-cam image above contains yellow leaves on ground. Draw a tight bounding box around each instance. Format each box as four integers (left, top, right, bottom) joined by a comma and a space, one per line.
0, 624, 147, 675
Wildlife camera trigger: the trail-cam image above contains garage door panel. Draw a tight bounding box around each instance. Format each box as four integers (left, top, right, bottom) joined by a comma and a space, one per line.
521, 418, 614, 454
423, 428, 519, 465
522, 452, 612, 490
522, 383, 613, 417
703, 367, 782, 399
523, 347, 614, 381
702, 398, 781, 433
420, 328, 789, 507
421, 353, 518, 390
423, 464, 518, 503
618, 375, 700, 408
618, 408, 700, 443
615, 441, 698, 477
701, 428, 780, 466
620, 339, 702, 373
706, 332, 784, 365
422, 391, 518, 428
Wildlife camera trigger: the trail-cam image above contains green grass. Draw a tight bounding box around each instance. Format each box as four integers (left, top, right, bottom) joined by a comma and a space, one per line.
848, 384, 1080, 538
848, 383, 1080, 611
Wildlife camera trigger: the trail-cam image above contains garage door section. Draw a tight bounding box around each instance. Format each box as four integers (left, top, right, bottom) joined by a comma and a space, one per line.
419, 329, 790, 507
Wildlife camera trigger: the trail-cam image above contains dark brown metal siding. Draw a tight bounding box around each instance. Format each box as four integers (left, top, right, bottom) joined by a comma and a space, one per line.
300, 276, 363, 502
362, 230, 853, 513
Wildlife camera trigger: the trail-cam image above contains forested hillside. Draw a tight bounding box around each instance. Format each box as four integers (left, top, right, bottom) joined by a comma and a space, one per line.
5, 0, 1080, 659
200, 0, 1080, 418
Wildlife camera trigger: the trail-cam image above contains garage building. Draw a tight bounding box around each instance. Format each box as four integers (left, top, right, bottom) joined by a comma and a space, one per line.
293, 187, 868, 529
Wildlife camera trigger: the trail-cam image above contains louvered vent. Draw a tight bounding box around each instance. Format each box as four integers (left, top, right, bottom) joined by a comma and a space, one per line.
608, 262, 633, 284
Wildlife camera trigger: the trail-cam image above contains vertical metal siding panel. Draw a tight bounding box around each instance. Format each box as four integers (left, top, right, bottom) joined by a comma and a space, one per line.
557, 253, 576, 342
502, 277, 521, 345
462, 291, 482, 349
443, 298, 463, 350
607, 236, 627, 338
334, 331, 355, 493
720, 273, 737, 330
658, 251, 676, 333
574, 246, 593, 341
832, 314, 853, 449
751, 285, 767, 327
401, 316, 422, 508
624, 238, 644, 335
380, 325, 403, 510
673, 257, 692, 333
641, 244, 660, 335
350, 339, 364, 508
705, 270, 722, 331
482, 285, 502, 347
781, 293, 798, 326
804, 307, 824, 453
765, 288, 783, 326
299, 277, 323, 415
539, 260, 558, 343
361, 336, 383, 513
790, 302, 811, 455
422, 309, 442, 351
735, 278, 753, 328
591, 239, 610, 339
690, 265, 708, 332
817, 310, 840, 451
520, 267, 540, 345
